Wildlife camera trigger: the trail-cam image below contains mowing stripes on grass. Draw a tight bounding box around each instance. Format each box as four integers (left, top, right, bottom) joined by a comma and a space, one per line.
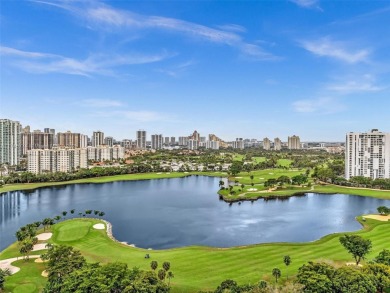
55, 221, 92, 242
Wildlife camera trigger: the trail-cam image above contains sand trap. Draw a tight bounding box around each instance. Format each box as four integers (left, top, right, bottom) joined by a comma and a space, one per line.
157, 172, 162, 174
93, 223, 105, 230
184, 172, 189, 173
35, 258, 46, 263
33, 243, 48, 251
41, 270, 48, 277
364, 214, 390, 221
268, 173, 274, 175
247, 188, 258, 191
0, 256, 40, 274
346, 262, 362, 267
37, 233, 52, 241
259, 178, 264, 179
235, 177, 242, 178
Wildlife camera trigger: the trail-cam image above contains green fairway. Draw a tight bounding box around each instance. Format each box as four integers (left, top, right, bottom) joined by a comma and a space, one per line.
2, 217, 390, 292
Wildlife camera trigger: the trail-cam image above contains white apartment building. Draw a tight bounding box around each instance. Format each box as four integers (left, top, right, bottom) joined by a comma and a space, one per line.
188, 139, 199, 150
345, 129, 390, 180
206, 140, 219, 150
0, 119, 22, 166
92, 131, 104, 147
288, 135, 301, 150
263, 137, 271, 150
274, 138, 282, 151
179, 136, 189, 146
232, 138, 244, 149
27, 148, 88, 174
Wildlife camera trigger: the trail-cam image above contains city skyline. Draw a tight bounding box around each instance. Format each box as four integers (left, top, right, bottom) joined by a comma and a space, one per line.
1, 1, 390, 140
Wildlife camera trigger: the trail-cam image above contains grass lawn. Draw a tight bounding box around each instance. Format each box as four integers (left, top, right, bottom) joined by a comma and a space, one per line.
2, 217, 390, 292
277, 159, 292, 167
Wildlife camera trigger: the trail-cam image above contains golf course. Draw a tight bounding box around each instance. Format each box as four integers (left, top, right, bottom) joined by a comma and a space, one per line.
1, 214, 390, 292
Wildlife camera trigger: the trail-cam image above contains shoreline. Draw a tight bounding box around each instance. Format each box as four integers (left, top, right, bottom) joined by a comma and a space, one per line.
1, 172, 390, 202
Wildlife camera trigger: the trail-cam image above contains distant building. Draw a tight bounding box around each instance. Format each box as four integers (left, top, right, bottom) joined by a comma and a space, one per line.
57, 131, 86, 148
206, 140, 219, 150
104, 136, 114, 147
136, 130, 147, 149
189, 130, 200, 141
288, 135, 301, 150
263, 137, 271, 150
21, 128, 54, 155
121, 139, 132, 149
209, 134, 228, 148
188, 139, 199, 150
345, 129, 390, 180
274, 138, 282, 151
27, 146, 125, 174
179, 136, 189, 146
170, 136, 176, 145
92, 131, 104, 147
0, 119, 22, 166
164, 137, 170, 145
151, 134, 163, 150
233, 138, 244, 149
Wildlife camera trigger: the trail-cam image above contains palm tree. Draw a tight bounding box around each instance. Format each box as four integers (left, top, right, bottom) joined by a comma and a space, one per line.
62, 211, 67, 217
150, 261, 158, 271
272, 268, 281, 283
162, 261, 170, 272
167, 271, 174, 286
250, 174, 254, 185
99, 212, 105, 217
158, 269, 166, 281
283, 255, 291, 279
0, 268, 11, 290
70, 209, 75, 214
94, 210, 100, 216
54, 215, 61, 222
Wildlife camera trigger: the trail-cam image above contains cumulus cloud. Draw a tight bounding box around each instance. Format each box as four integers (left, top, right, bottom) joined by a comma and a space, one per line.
292, 97, 345, 114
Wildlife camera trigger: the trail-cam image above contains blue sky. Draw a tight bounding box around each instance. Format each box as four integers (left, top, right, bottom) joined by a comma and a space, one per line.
1, 0, 390, 141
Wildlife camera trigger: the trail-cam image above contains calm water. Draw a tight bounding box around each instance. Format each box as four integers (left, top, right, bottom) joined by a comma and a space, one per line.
1, 176, 389, 251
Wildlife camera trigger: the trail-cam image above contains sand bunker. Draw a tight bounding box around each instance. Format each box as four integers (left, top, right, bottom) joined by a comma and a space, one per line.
364, 214, 390, 221
35, 258, 46, 263
93, 223, 105, 230
33, 243, 48, 251
247, 188, 258, 191
41, 270, 48, 277
37, 233, 52, 241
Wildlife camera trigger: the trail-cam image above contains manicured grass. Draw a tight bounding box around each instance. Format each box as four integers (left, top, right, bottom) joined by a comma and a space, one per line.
229, 169, 304, 185
2, 217, 389, 292
277, 159, 292, 167
3, 259, 46, 293
56, 221, 92, 242
252, 156, 266, 163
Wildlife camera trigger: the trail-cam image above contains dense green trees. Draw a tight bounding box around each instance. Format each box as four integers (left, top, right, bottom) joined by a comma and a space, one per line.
0, 268, 11, 291
42, 245, 170, 292
378, 206, 390, 215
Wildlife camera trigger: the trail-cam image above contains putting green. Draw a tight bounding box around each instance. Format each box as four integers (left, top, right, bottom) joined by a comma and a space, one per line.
56, 221, 92, 242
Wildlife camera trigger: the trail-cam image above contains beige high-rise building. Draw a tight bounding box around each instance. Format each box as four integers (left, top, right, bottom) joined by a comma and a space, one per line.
57, 131, 84, 148
21, 129, 54, 155
288, 135, 301, 150
151, 134, 163, 150
0, 119, 22, 166
263, 137, 271, 150
274, 138, 282, 151
345, 129, 390, 180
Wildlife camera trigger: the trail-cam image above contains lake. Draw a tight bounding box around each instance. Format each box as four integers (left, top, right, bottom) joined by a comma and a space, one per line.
1, 176, 389, 251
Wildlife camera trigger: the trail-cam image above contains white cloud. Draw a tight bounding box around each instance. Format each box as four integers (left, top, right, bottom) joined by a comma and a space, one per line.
292, 97, 344, 114
290, 0, 320, 9
327, 81, 384, 94
34, 1, 277, 61
300, 37, 370, 63
1, 45, 173, 76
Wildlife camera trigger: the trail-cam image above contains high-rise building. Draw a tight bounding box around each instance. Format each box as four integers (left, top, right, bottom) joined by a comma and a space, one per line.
209, 134, 228, 148
345, 129, 390, 180
151, 134, 163, 150
188, 139, 199, 150
170, 137, 176, 145
206, 140, 219, 150
92, 131, 104, 147
57, 131, 85, 148
263, 137, 271, 150
0, 119, 22, 165
21, 129, 54, 155
136, 130, 147, 149
288, 135, 301, 150
233, 138, 244, 149
179, 136, 189, 146
189, 130, 200, 141
164, 137, 170, 145
274, 138, 282, 151
104, 136, 114, 147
